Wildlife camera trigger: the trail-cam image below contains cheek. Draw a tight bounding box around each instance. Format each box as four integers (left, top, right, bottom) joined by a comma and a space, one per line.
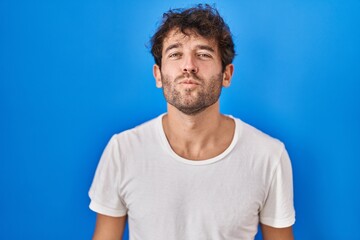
160, 74, 174, 88
161, 60, 178, 71
198, 63, 221, 76
160, 68, 179, 84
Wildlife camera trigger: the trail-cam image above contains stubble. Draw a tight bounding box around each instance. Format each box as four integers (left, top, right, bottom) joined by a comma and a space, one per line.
161, 72, 223, 115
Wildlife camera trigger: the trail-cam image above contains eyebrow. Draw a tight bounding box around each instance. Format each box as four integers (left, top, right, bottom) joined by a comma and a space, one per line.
164, 43, 215, 54
196, 45, 215, 52
164, 43, 182, 54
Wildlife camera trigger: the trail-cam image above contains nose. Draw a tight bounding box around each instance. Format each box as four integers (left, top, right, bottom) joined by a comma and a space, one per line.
182, 55, 198, 74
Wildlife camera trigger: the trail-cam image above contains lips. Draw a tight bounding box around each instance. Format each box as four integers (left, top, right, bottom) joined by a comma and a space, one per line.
179, 79, 200, 85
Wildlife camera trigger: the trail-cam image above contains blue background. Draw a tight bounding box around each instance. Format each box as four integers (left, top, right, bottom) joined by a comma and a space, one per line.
1, 0, 359, 239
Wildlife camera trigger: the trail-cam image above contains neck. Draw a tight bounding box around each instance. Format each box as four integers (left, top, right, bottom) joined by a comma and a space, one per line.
167, 101, 221, 129
162, 101, 235, 160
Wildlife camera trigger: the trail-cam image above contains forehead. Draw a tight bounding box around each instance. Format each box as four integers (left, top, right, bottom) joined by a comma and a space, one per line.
162, 29, 218, 52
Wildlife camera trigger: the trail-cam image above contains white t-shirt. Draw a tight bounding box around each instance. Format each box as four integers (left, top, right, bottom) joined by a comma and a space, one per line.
89, 114, 295, 240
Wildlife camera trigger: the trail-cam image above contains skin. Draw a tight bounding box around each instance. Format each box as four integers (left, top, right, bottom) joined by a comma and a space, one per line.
157, 30, 225, 116
92, 214, 126, 240
152, 29, 235, 160
92, 29, 294, 239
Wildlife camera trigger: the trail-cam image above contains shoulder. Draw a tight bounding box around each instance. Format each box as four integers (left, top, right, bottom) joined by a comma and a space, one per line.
235, 117, 284, 148
232, 117, 292, 191
233, 117, 286, 163
111, 114, 162, 148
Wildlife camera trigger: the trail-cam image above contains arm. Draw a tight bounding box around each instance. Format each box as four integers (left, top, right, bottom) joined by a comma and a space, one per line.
261, 224, 294, 240
92, 213, 127, 240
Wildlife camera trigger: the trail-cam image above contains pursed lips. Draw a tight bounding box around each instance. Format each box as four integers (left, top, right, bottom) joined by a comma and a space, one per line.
179, 79, 200, 85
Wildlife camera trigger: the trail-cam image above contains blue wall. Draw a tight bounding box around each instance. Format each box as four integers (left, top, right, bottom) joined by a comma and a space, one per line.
1, 0, 359, 239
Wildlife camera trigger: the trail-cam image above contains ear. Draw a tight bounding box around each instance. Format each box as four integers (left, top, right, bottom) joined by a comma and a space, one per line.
222, 64, 234, 88
153, 64, 163, 88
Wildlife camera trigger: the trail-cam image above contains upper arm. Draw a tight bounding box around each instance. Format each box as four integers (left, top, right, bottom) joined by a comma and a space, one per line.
92, 213, 127, 240
261, 223, 294, 240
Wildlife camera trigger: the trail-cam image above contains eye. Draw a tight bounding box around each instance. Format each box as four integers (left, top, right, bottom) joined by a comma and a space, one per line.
168, 52, 182, 59
197, 52, 212, 59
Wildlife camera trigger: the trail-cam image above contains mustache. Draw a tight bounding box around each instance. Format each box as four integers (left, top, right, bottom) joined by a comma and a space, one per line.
175, 72, 202, 82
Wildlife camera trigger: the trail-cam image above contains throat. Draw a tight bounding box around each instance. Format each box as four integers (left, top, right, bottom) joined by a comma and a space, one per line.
162, 114, 235, 161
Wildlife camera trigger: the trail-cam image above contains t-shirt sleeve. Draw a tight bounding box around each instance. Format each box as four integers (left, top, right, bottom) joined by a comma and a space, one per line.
88, 135, 127, 217
260, 147, 296, 228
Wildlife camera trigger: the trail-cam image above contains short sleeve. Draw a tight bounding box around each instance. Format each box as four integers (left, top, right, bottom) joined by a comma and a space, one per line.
88, 135, 127, 217
260, 147, 295, 228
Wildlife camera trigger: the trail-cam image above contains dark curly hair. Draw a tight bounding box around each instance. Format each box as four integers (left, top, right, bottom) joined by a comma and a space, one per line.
150, 4, 235, 71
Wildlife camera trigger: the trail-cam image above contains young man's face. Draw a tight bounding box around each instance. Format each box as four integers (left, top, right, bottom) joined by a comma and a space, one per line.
153, 29, 233, 115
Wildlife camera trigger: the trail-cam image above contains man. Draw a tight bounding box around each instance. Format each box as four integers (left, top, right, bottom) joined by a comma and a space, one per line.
89, 4, 295, 240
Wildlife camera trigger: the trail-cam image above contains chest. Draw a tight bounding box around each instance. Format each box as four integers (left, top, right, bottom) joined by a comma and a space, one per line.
120, 158, 266, 235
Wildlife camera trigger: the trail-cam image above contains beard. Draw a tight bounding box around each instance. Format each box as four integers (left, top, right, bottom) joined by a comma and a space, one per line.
160, 72, 223, 115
